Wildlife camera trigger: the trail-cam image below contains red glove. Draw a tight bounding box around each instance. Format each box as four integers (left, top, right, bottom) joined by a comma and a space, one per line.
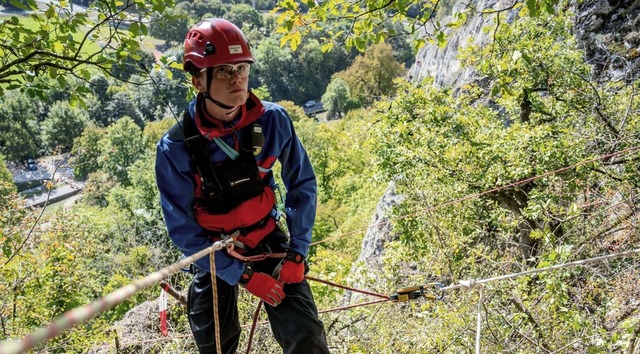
274, 250, 305, 284
240, 266, 285, 307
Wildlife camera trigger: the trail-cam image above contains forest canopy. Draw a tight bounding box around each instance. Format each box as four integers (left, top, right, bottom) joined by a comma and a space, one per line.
1, 0, 639, 352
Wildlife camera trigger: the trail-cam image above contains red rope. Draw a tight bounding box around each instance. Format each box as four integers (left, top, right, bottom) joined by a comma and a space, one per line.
305, 276, 390, 299
245, 300, 263, 354
318, 298, 390, 314
310, 145, 640, 247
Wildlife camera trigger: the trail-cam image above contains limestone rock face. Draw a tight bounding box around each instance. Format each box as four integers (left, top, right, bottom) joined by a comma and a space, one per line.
408, 0, 517, 89
408, 0, 640, 88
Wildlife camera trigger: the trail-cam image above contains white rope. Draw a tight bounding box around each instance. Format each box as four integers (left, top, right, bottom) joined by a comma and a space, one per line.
441, 247, 640, 292
475, 285, 483, 354
441, 248, 640, 354
0, 239, 233, 354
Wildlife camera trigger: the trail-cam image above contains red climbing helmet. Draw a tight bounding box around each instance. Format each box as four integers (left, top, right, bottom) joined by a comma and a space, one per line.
183, 18, 254, 73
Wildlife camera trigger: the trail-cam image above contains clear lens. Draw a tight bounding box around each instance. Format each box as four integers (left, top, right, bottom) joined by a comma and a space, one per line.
212, 63, 251, 79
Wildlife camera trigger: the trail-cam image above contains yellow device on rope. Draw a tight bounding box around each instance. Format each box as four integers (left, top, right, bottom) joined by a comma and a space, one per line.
390, 283, 445, 302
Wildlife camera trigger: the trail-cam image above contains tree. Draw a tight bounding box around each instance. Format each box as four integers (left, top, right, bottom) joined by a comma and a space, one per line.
100, 89, 145, 127
0, 0, 176, 101
336, 43, 405, 105
41, 100, 89, 153
224, 4, 262, 31
71, 125, 103, 181
99, 116, 145, 185
0, 91, 41, 161
321, 77, 352, 119
0, 155, 16, 202
149, 2, 190, 46
252, 37, 294, 101
186, 0, 228, 19
276, 101, 307, 122
110, 50, 157, 82
273, 0, 559, 52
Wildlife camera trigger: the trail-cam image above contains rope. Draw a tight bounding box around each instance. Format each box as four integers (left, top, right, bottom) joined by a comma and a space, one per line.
311, 145, 640, 247
441, 247, 640, 292
245, 301, 263, 354
242, 298, 391, 329
210, 251, 222, 354
305, 276, 390, 299
475, 286, 484, 354
441, 248, 640, 353
318, 298, 391, 314
0, 240, 233, 354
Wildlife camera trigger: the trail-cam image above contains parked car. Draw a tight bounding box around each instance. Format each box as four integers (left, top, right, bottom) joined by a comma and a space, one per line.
304, 100, 316, 108
26, 158, 37, 171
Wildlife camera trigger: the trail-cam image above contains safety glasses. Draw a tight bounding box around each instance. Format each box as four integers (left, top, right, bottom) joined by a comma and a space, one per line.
207, 63, 251, 79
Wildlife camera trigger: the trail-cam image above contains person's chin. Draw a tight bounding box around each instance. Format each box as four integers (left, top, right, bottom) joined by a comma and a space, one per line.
227, 91, 248, 105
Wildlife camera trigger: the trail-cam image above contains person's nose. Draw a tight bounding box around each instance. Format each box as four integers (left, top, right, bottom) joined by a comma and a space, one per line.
229, 70, 242, 84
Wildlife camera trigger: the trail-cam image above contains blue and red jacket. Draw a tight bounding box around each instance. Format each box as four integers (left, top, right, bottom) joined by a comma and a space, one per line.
155, 92, 317, 286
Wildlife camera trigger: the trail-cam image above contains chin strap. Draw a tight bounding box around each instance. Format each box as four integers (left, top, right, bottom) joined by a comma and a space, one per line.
204, 67, 236, 110
203, 92, 236, 110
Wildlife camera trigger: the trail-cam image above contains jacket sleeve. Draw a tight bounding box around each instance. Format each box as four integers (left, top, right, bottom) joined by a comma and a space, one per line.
155, 132, 245, 285
276, 110, 317, 258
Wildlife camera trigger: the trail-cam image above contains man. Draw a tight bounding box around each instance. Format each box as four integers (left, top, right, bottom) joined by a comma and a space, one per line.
155, 18, 330, 354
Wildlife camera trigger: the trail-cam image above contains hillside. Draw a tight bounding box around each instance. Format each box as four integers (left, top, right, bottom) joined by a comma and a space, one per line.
1, 0, 639, 353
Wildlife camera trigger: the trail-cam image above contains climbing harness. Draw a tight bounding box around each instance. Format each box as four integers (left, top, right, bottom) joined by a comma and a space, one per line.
176, 108, 272, 215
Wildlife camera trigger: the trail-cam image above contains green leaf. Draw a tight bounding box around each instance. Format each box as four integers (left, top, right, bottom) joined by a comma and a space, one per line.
129, 22, 140, 36
45, 6, 56, 19
526, 0, 539, 16
490, 84, 500, 97
10, 0, 31, 11
436, 31, 447, 48
53, 41, 65, 53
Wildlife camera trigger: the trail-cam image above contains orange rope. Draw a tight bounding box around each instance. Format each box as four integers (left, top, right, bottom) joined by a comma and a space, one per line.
210, 251, 222, 354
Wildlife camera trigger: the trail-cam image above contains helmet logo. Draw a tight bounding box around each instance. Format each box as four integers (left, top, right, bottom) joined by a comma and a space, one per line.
228, 45, 243, 54
204, 43, 216, 56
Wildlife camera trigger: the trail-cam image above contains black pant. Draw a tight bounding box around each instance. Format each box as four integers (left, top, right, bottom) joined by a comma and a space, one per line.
188, 271, 330, 354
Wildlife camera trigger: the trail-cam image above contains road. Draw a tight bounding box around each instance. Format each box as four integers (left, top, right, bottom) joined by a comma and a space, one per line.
10, 155, 84, 208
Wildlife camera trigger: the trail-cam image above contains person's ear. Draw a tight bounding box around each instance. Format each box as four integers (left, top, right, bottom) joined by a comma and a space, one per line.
192, 74, 206, 93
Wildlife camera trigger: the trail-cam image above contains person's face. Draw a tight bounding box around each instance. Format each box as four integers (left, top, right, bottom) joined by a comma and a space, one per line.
193, 63, 250, 108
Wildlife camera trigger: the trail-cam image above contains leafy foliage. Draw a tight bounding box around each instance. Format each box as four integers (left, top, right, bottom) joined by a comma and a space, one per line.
41, 100, 90, 153
1, 1, 639, 353
0, 155, 16, 202
0, 0, 176, 101
334, 42, 405, 108
273, 0, 560, 52
0, 91, 41, 161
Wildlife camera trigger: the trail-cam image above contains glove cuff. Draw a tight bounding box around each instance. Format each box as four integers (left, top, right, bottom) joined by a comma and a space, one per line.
238, 264, 254, 285
285, 250, 304, 264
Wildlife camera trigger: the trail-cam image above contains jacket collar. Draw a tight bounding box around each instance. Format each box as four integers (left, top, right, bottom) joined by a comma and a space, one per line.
194, 91, 265, 140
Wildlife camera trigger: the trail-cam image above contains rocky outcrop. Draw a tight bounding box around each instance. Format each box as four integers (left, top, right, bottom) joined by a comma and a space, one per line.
408, 0, 518, 89
408, 0, 640, 88
574, 0, 640, 82
343, 181, 403, 304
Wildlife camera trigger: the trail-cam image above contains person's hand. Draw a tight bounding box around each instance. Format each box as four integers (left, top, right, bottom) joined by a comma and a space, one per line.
240, 266, 285, 306
274, 250, 305, 284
